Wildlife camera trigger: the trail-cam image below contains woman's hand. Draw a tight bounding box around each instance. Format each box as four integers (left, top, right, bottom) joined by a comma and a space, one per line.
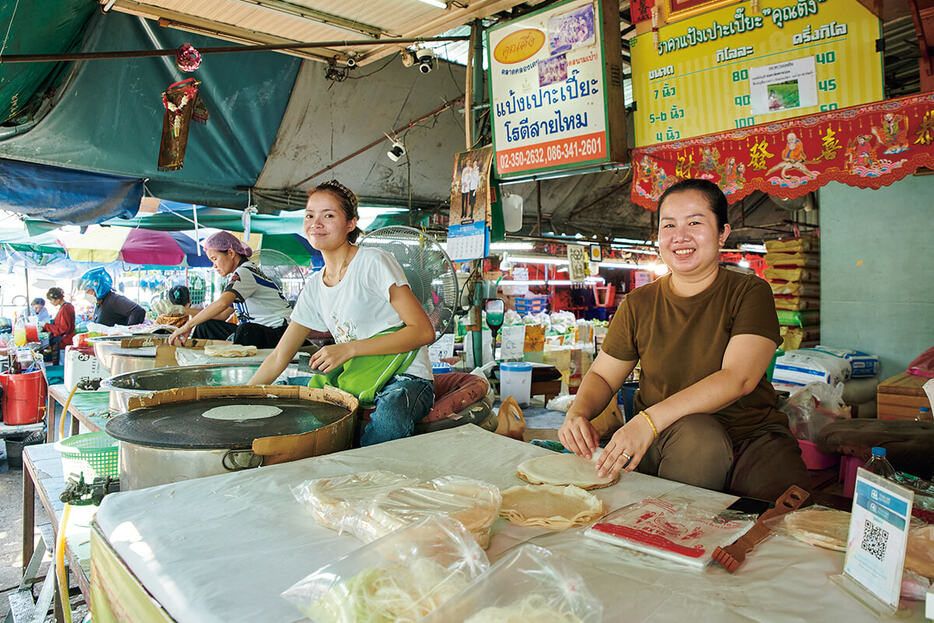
558, 413, 600, 458
594, 414, 655, 478
308, 342, 356, 374
169, 325, 191, 346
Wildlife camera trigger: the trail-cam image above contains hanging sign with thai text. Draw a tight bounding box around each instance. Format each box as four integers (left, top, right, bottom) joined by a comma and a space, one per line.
487, 0, 627, 178
630, 92, 934, 209
630, 0, 882, 146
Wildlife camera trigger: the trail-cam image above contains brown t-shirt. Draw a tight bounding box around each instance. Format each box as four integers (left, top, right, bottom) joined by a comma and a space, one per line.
602, 268, 787, 444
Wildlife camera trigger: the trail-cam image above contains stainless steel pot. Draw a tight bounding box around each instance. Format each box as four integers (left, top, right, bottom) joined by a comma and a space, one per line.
118, 442, 263, 490
101, 364, 263, 412
106, 386, 358, 491
89, 335, 165, 372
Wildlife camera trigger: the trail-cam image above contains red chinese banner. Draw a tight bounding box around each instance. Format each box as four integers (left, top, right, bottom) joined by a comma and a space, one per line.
630, 92, 934, 210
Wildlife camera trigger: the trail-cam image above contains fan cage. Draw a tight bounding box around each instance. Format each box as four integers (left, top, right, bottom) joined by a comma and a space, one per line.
358, 226, 458, 338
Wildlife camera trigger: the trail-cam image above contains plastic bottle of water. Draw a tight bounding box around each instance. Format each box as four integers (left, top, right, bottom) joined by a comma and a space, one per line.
864, 447, 896, 480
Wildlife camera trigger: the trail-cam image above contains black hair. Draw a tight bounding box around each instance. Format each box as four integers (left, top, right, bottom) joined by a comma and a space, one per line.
168, 285, 191, 307
47, 287, 64, 301
657, 178, 729, 232
31, 297, 45, 307
308, 180, 362, 243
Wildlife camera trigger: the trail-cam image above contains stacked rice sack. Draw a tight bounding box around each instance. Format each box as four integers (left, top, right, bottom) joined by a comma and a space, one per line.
764, 237, 819, 351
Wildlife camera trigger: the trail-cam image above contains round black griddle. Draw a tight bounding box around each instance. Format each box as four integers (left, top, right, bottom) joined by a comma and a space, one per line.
106, 397, 350, 450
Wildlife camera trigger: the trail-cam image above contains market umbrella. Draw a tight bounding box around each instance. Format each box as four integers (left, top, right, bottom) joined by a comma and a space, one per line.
58, 226, 211, 267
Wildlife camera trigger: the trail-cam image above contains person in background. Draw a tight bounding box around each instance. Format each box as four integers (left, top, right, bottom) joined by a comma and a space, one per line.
30, 298, 51, 325
168, 232, 293, 349
559, 178, 810, 502
249, 180, 436, 446
78, 267, 146, 327
43, 287, 75, 364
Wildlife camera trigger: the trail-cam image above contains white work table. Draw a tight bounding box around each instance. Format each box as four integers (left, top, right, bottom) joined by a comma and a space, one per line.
93, 425, 923, 622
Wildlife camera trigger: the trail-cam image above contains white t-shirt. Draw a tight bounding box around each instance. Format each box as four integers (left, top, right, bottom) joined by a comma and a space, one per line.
291, 247, 432, 381
224, 261, 293, 328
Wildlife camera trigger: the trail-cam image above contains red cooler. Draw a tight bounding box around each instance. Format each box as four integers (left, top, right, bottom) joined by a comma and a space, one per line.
0, 370, 48, 425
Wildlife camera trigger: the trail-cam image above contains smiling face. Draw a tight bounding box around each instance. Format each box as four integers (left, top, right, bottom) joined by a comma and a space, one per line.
658, 189, 730, 280
303, 190, 358, 252
206, 248, 240, 277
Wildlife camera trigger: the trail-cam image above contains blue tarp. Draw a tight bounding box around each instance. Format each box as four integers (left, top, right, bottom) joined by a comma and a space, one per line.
0, 158, 142, 224
0, 11, 301, 215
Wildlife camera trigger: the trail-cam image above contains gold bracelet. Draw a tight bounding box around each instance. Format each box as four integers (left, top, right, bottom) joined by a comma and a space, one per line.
640, 410, 659, 438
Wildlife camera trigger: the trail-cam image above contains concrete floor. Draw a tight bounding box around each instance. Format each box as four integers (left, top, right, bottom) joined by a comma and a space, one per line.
0, 404, 89, 623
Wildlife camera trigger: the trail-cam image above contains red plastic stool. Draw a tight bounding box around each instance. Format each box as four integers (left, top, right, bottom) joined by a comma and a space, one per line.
839, 455, 864, 498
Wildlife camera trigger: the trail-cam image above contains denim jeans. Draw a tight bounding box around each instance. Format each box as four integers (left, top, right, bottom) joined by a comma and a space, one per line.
360, 374, 434, 446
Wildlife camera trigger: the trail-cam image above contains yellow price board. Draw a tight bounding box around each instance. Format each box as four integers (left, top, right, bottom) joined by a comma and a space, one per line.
631, 0, 882, 146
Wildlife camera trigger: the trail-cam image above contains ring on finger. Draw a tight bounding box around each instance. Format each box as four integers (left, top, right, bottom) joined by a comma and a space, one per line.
620, 452, 632, 468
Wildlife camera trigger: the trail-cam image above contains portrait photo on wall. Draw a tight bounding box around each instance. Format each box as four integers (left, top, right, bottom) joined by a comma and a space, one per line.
548, 3, 595, 56
449, 145, 494, 226
538, 54, 568, 87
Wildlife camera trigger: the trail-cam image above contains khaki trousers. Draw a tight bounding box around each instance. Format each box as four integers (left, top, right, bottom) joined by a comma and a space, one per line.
637, 414, 813, 502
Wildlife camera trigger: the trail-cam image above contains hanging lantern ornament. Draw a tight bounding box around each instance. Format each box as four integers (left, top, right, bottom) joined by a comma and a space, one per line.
175, 43, 202, 73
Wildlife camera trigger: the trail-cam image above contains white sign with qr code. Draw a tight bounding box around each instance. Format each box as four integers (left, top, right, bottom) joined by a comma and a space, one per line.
843, 468, 914, 610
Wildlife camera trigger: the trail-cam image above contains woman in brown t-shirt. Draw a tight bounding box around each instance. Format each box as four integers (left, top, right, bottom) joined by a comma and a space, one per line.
558, 179, 810, 501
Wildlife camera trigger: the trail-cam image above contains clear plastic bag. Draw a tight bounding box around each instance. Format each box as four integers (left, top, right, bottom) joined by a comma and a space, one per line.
292, 471, 415, 540
422, 544, 602, 623
780, 382, 850, 441
282, 516, 490, 623
583, 498, 754, 570
293, 472, 502, 548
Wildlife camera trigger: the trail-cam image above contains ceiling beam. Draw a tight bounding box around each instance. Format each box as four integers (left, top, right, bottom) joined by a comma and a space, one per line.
110, 0, 340, 61
229, 0, 387, 38
356, 0, 526, 64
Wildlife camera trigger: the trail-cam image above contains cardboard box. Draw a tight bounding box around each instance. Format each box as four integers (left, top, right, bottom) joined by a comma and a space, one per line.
877, 371, 931, 420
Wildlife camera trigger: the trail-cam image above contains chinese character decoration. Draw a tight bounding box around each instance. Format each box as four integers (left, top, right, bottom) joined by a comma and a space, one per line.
175, 44, 202, 73
158, 78, 209, 171
675, 152, 694, 179
820, 127, 842, 160
748, 138, 774, 171
914, 109, 934, 146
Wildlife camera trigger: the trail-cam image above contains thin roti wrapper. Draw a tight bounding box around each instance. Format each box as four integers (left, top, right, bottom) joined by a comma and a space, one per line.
516, 451, 617, 489
293, 471, 414, 537
370, 476, 502, 548
203, 344, 258, 357
500, 484, 604, 529
781, 507, 850, 552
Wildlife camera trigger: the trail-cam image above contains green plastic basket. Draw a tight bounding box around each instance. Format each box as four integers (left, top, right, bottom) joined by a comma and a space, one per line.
55, 431, 119, 481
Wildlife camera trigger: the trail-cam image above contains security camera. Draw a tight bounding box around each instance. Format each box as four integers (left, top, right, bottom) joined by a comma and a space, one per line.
387, 139, 406, 162
415, 48, 434, 74
345, 56, 357, 68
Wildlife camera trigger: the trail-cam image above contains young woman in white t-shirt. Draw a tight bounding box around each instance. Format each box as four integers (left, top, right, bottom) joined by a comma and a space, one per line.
249, 180, 436, 446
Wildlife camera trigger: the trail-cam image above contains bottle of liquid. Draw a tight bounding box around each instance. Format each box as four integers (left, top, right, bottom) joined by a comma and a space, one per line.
864, 446, 896, 480
918, 407, 932, 422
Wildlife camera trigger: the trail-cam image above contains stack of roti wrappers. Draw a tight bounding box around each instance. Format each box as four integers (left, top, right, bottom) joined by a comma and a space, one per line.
294, 471, 501, 548
499, 450, 613, 530
781, 507, 934, 579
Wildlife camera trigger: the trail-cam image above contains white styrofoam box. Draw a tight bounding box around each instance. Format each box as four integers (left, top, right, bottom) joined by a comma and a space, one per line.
63, 346, 104, 391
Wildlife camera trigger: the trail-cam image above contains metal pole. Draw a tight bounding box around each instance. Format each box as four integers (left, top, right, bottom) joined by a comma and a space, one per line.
0, 35, 471, 64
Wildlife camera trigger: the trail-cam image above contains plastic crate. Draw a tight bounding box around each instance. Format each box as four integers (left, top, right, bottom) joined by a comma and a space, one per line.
55, 431, 119, 481
514, 296, 548, 316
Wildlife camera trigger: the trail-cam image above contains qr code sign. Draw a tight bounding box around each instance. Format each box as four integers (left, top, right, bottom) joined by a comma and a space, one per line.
861, 520, 889, 562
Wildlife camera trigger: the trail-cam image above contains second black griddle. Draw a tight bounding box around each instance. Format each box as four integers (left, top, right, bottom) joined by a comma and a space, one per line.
106, 397, 350, 450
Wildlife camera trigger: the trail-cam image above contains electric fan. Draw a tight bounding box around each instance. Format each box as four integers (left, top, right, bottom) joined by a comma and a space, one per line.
249, 248, 307, 303
357, 226, 458, 339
